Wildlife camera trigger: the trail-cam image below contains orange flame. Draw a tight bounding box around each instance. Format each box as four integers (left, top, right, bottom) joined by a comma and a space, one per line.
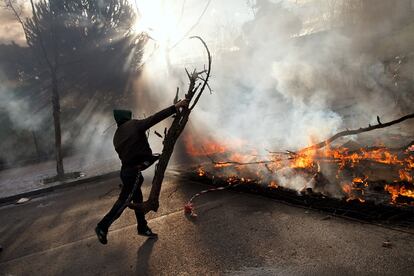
385, 184, 414, 203
185, 136, 227, 156
398, 169, 413, 182
197, 167, 206, 177
268, 180, 279, 189
190, 137, 414, 205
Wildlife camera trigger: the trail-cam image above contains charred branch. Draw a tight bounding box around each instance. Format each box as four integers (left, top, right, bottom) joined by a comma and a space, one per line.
205, 112, 414, 169
128, 36, 212, 214
301, 113, 414, 152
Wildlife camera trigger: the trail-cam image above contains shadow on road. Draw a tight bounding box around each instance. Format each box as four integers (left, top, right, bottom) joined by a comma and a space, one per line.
135, 238, 157, 275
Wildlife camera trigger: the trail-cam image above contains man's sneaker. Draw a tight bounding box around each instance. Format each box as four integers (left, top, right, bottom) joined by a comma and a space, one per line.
138, 226, 158, 239
95, 226, 108, 244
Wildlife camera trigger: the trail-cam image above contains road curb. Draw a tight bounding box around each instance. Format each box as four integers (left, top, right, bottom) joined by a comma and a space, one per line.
0, 170, 120, 205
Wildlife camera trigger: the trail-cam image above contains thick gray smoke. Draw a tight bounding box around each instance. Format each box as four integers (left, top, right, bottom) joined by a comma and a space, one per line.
1, 0, 413, 179
138, 0, 414, 157
132, 0, 414, 193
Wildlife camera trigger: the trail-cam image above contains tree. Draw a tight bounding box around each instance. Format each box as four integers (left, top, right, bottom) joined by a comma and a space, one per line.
6, 0, 146, 178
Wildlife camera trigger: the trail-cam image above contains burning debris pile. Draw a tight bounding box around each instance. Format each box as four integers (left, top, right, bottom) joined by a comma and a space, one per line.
185, 113, 414, 212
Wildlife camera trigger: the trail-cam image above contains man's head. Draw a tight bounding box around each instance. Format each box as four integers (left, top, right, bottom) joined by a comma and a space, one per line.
113, 109, 132, 126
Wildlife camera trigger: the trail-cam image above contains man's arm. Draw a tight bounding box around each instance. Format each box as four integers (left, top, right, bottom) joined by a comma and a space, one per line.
137, 100, 189, 131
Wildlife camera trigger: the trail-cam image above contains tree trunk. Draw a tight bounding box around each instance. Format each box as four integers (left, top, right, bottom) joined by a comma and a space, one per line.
51, 71, 64, 178
31, 130, 41, 160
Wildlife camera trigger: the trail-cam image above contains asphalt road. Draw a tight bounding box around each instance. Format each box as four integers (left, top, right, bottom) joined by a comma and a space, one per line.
1, 170, 414, 275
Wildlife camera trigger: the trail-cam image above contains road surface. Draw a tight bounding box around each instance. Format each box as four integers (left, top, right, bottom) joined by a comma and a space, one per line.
1, 170, 414, 275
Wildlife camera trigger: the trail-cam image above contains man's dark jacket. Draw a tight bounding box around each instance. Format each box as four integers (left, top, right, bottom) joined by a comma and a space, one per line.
113, 105, 176, 168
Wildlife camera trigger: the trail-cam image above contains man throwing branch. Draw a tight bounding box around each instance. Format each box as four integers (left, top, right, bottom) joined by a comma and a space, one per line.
95, 99, 189, 244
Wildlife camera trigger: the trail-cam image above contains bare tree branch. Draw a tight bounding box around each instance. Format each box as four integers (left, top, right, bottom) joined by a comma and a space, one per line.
128, 37, 212, 214
205, 112, 414, 168
189, 36, 212, 110
169, 0, 212, 50
301, 112, 414, 152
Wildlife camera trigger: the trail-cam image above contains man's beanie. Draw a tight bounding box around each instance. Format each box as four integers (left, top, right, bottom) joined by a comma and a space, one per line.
113, 109, 132, 126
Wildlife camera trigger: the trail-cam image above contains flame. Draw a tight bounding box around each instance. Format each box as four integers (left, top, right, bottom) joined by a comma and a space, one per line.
340, 177, 367, 202
214, 162, 234, 168
291, 152, 316, 169
189, 137, 414, 205
184, 135, 227, 156
406, 156, 414, 169
398, 169, 413, 182
197, 167, 206, 177
184, 135, 246, 157
385, 184, 414, 203
269, 180, 279, 189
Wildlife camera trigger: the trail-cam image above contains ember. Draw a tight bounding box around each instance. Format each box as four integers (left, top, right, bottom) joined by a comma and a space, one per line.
197, 167, 206, 177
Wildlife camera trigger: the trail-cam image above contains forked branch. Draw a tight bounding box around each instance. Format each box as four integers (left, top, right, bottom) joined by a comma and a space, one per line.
128, 36, 212, 214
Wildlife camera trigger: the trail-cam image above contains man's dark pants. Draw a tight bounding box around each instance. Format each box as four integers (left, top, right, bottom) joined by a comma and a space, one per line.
97, 167, 147, 232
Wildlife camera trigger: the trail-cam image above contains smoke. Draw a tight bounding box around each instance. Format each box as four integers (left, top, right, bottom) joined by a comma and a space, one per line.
1, 0, 413, 176
0, 86, 44, 130
131, 0, 414, 194
0, 68, 51, 166
135, 0, 414, 156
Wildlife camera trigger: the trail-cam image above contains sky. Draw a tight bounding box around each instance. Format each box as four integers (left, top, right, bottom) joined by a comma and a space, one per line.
0, 0, 255, 46
0, 1, 29, 45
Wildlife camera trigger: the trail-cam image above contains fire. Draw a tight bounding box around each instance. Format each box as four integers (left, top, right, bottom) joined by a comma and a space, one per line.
188, 137, 414, 206
341, 177, 367, 202
269, 180, 279, 189
291, 152, 316, 169
315, 146, 404, 167
406, 156, 414, 169
184, 135, 245, 157
214, 162, 234, 168
197, 167, 206, 177
289, 145, 407, 176
359, 148, 403, 165
398, 169, 413, 182
385, 184, 414, 203
185, 136, 227, 156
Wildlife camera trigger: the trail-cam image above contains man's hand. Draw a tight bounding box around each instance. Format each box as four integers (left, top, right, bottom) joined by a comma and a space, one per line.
175, 99, 189, 110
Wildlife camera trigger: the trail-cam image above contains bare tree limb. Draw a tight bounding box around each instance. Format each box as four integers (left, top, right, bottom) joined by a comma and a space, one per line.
189, 36, 212, 110
213, 160, 274, 166
173, 87, 179, 104
205, 112, 414, 168
197, 76, 212, 93
5, 0, 28, 39
169, 0, 212, 50
128, 36, 212, 214
29, 0, 53, 70
301, 112, 414, 152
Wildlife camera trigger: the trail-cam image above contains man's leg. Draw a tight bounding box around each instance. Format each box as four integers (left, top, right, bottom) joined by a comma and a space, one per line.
132, 173, 148, 229
132, 173, 158, 238
96, 168, 138, 243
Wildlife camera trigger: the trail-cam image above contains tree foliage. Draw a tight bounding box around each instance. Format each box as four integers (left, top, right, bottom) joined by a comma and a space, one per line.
24, 0, 147, 97
1, 0, 147, 168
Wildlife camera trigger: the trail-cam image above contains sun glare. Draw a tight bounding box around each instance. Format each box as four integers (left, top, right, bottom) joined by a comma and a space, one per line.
128, 0, 208, 74
131, 0, 183, 49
